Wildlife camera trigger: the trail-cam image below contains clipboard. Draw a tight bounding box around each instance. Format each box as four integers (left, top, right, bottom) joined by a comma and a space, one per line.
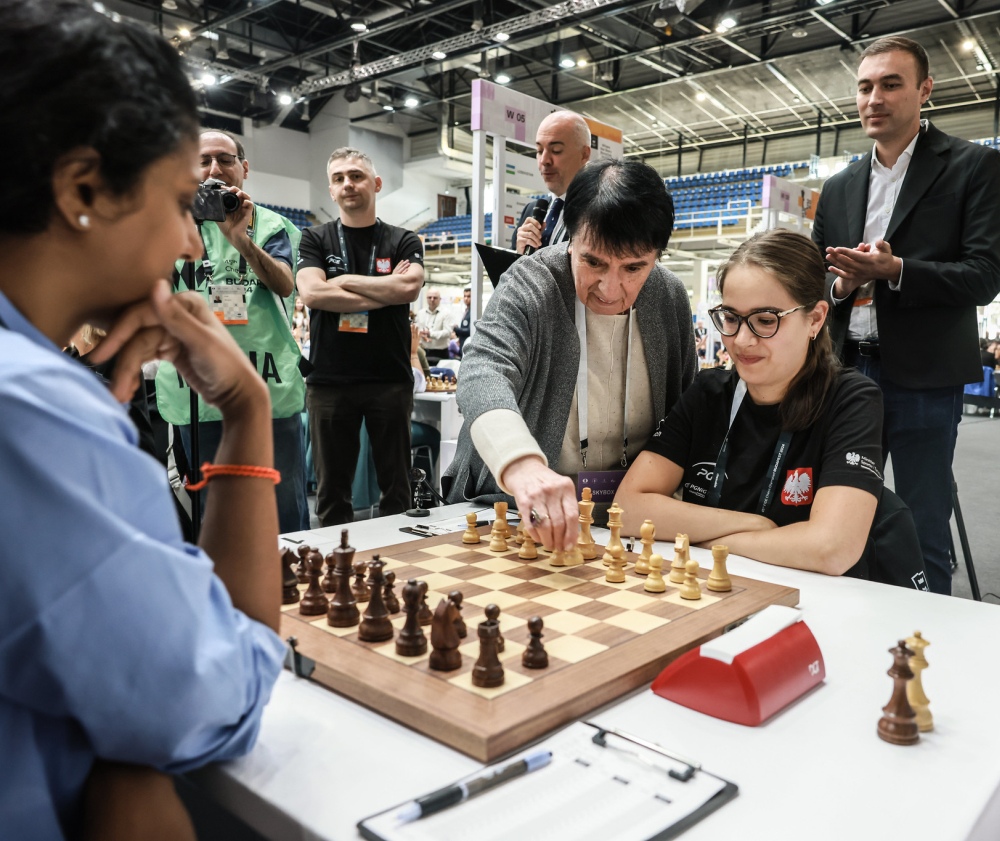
475, 243, 521, 288
357, 721, 737, 841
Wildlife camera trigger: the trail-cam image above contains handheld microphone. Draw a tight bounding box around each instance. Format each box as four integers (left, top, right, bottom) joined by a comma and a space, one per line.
521, 198, 550, 256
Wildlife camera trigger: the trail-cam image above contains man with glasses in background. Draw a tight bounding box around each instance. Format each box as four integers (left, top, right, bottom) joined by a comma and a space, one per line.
156, 129, 309, 533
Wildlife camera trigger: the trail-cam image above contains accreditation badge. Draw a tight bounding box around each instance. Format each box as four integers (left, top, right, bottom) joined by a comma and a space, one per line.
208, 284, 249, 325
577, 469, 628, 504
339, 311, 369, 333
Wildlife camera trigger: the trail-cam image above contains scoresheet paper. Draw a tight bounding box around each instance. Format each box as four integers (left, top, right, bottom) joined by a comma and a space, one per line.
358, 722, 736, 841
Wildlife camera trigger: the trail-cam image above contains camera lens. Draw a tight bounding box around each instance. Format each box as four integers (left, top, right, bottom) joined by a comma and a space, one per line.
221, 191, 241, 213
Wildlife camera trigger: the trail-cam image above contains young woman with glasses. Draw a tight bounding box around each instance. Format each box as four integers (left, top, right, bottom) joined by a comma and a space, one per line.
616, 228, 889, 577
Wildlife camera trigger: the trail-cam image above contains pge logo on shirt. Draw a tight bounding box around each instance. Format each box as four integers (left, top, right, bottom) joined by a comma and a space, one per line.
781, 467, 813, 506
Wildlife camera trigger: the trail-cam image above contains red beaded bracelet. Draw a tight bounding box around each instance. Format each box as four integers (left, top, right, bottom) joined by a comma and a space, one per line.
185, 462, 281, 492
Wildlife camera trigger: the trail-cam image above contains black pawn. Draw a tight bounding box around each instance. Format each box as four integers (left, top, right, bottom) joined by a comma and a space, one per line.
396, 578, 428, 657
299, 551, 328, 616
327, 529, 360, 628
472, 603, 504, 688
280, 548, 300, 605
417, 581, 432, 626
449, 589, 467, 639
295, 545, 312, 584
384, 571, 400, 614
358, 559, 394, 642
352, 559, 371, 603
321, 551, 337, 593
522, 616, 548, 669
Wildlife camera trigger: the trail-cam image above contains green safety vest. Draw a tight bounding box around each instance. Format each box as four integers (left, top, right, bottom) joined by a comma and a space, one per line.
155, 206, 305, 424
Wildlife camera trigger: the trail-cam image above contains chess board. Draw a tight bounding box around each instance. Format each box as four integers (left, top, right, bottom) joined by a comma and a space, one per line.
280, 526, 799, 762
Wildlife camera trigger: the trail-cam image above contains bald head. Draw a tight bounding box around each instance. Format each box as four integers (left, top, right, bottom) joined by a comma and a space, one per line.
425, 288, 441, 310
535, 111, 591, 196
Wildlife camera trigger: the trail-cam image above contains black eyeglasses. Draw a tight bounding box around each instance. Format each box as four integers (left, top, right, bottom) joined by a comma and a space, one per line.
200, 153, 242, 167
708, 304, 810, 339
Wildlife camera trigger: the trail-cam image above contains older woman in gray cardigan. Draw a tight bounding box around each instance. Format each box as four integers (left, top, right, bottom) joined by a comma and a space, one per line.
445, 159, 697, 552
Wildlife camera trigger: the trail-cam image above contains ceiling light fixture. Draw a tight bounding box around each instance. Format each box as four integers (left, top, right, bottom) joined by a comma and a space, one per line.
653, 15, 668, 27
350, 19, 369, 33
162, 0, 177, 9
495, 72, 511, 84
715, 15, 736, 33
279, 93, 293, 105
792, 27, 808, 38
963, 39, 976, 51
494, 32, 510, 42
383, 103, 395, 111
695, 91, 707, 101
432, 50, 447, 60
577, 59, 587, 67
815, 0, 835, 5
560, 56, 576, 68
404, 96, 419, 108
200, 72, 216, 86
178, 27, 191, 38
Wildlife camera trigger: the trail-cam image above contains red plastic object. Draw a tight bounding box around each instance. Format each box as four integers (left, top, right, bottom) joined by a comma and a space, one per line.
651, 620, 825, 726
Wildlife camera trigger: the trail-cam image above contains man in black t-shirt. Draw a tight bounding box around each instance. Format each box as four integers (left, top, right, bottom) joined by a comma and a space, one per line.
297, 147, 424, 526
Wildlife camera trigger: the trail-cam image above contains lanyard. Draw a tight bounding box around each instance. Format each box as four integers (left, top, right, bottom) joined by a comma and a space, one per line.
706, 379, 793, 515
575, 298, 634, 469
336, 219, 381, 276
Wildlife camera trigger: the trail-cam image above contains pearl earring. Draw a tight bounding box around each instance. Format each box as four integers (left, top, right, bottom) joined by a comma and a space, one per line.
78, 214, 90, 228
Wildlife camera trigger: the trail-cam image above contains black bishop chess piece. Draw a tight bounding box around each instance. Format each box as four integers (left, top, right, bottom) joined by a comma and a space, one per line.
295, 545, 312, 585
383, 570, 400, 614
352, 559, 371, 603
395, 578, 428, 657
449, 589, 467, 639
417, 580, 432, 626
358, 558, 394, 642
327, 529, 360, 628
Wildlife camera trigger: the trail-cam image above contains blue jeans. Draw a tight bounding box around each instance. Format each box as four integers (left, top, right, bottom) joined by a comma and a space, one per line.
854, 357, 963, 595
180, 414, 309, 535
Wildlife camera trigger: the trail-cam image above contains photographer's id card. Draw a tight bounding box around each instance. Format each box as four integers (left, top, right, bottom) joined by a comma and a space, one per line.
339, 311, 369, 333
209, 284, 249, 325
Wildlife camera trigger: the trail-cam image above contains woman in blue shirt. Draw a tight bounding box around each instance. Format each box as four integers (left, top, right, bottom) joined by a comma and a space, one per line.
0, 2, 287, 838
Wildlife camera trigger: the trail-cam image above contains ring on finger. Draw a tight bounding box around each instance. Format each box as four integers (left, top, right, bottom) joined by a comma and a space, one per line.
529, 507, 547, 525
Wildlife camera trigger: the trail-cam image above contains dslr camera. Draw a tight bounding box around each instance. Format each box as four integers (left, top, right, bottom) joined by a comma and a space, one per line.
192, 178, 242, 222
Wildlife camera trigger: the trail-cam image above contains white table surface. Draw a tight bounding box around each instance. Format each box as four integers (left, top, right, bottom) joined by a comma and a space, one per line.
196, 504, 1000, 841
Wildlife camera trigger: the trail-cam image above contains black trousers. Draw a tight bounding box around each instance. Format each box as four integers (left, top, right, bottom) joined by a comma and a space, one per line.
306, 381, 413, 527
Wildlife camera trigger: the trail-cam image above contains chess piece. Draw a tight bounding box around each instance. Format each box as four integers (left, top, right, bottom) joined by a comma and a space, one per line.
450, 590, 467, 638
489, 519, 508, 552
321, 550, 337, 593
877, 640, 920, 746
644, 552, 666, 593
395, 579, 428, 657
495, 501, 511, 538
669, 534, 688, 584
462, 511, 481, 544
280, 548, 300, 605
352, 559, 370, 603
358, 558, 394, 642
417, 580, 432, 626
518, 530, 538, 560
605, 543, 626, 583
515, 521, 526, 546
577, 487, 598, 560
906, 631, 933, 732
633, 520, 655, 576
383, 570, 400, 614
429, 597, 463, 671
601, 502, 625, 569
522, 616, 549, 669
549, 545, 567, 566
471, 604, 505, 688
706, 544, 732, 592
327, 529, 360, 627
298, 550, 329, 616
679, 558, 702, 600
295, 545, 312, 584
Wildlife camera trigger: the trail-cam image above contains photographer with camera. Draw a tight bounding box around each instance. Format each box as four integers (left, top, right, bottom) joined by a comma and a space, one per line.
155, 129, 309, 533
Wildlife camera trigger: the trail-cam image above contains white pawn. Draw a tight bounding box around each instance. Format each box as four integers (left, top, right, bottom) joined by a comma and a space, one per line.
634, 519, 654, 576
518, 530, 538, 560
489, 519, 508, 552
644, 552, 666, 593
669, 533, 687, 584
462, 511, 481, 544
679, 558, 702, 600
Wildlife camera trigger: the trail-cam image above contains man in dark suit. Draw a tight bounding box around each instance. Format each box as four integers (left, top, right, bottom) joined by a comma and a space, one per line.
511, 110, 591, 254
812, 36, 1000, 594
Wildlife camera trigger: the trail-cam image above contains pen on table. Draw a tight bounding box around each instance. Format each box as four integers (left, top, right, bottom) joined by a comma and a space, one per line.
393, 749, 552, 824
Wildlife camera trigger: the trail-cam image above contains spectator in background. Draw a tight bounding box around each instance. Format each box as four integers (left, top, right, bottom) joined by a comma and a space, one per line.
415, 287, 450, 364
454, 287, 472, 355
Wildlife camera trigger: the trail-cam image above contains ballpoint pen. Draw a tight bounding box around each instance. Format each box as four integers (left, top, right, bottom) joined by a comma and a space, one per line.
393, 749, 552, 823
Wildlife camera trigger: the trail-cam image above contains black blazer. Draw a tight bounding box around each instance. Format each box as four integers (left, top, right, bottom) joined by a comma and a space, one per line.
812, 122, 1000, 389
510, 197, 568, 250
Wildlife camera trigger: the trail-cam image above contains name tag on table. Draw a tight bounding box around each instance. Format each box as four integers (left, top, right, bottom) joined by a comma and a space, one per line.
577, 469, 627, 503
339, 312, 369, 333
209, 284, 248, 325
